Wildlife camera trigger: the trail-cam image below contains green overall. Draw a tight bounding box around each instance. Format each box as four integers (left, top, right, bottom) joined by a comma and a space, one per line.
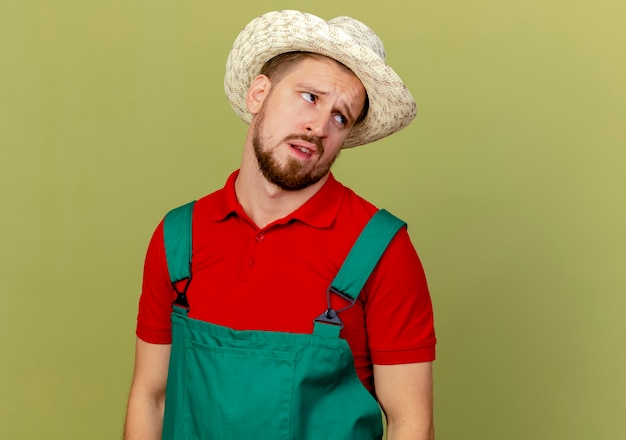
161, 201, 405, 439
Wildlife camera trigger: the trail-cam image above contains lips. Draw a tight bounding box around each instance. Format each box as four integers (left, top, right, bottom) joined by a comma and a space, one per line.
284, 135, 322, 158
291, 144, 313, 156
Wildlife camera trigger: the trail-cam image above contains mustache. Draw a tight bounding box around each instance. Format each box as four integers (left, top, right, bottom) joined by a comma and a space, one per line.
283, 134, 324, 155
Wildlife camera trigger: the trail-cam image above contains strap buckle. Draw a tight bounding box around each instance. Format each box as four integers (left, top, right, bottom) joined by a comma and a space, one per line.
313, 287, 357, 329
171, 274, 192, 312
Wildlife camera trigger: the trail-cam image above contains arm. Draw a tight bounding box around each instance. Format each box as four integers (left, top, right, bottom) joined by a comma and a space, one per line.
124, 338, 171, 440
374, 362, 434, 440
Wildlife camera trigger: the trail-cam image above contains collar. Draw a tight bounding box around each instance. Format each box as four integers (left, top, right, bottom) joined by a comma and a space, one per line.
210, 170, 345, 229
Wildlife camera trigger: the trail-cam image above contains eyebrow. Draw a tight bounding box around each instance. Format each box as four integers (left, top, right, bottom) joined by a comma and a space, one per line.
300, 84, 357, 124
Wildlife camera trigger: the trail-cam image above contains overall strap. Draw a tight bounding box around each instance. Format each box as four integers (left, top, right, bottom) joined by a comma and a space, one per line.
332, 209, 406, 300
314, 209, 406, 337
163, 200, 196, 311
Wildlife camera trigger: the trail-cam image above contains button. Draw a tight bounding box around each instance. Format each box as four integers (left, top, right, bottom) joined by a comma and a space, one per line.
249, 258, 255, 267
256, 232, 264, 242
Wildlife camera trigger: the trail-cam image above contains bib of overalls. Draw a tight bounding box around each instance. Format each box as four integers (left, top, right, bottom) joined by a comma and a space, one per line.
161, 201, 406, 440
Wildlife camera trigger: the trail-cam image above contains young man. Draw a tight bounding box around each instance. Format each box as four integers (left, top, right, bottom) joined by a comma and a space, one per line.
125, 10, 436, 440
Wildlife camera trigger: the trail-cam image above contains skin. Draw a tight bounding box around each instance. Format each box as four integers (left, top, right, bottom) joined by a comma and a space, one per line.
124, 340, 169, 439
375, 363, 435, 440
124, 54, 434, 439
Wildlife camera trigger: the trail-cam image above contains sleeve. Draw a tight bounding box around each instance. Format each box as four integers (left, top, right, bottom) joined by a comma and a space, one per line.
135, 220, 176, 344
364, 227, 436, 364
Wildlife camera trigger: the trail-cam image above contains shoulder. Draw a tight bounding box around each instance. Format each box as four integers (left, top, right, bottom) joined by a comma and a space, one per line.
164, 171, 238, 224
334, 181, 380, 225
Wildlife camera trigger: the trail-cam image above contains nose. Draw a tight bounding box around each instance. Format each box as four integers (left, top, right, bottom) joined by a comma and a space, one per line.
305, 111, 329, 138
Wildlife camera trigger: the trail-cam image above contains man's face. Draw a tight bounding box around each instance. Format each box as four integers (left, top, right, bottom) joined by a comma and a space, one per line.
251, 55, 366, 191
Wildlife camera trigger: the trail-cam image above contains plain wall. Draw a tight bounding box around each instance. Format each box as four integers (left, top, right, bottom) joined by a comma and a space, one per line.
1, 1, 624, 438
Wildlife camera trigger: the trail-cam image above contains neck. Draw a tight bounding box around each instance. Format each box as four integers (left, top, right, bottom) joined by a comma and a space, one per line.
235, 140, 328, 229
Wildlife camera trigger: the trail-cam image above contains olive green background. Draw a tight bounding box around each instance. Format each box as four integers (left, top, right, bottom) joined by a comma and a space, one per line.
1, 1, 624, 439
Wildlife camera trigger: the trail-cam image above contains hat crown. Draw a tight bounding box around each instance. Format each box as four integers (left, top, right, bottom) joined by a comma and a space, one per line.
327, 16, 386, 61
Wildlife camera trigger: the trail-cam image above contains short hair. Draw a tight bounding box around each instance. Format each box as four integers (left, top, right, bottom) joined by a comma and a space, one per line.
259, 51, 370, 126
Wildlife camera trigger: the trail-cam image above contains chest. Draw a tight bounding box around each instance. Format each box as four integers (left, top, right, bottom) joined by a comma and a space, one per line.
185, 217, 364, 334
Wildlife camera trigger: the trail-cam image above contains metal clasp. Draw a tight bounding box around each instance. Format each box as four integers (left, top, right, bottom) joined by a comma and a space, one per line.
171, 274, 192, 312
313, 287, 357, 329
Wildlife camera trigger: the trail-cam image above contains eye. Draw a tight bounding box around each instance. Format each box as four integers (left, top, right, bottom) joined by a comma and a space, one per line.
333, 114, 348, 126
301, 92, 317, 104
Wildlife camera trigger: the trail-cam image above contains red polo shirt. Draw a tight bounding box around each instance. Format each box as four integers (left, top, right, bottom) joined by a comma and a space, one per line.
136, 171, 436, 392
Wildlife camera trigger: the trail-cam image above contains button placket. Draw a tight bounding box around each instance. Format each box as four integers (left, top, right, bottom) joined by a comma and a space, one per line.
248, 231, 266, 268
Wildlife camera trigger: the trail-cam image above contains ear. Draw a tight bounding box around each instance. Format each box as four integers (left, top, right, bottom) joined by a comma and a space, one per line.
246, 75, 271, 115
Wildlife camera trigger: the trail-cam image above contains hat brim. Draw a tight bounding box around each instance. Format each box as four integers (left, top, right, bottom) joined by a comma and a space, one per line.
224, 10, 417, 148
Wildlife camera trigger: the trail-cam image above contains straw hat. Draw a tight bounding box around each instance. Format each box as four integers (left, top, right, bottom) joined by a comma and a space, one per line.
224, 10, 417, 148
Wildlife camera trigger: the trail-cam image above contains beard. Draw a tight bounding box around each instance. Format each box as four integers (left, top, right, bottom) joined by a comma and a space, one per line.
252, 103, 339, 191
